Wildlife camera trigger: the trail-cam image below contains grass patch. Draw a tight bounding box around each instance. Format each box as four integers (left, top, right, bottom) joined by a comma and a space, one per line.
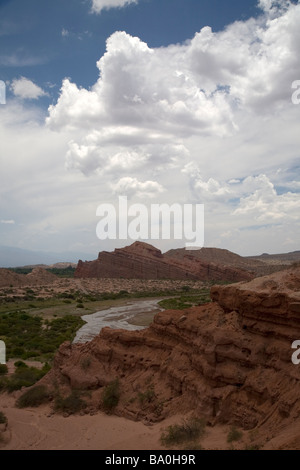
158, 289, 211, 310
16, 385, 50, 408
161, 417, 206, 447
227, 426, 243, 443
102, 379, 120, 413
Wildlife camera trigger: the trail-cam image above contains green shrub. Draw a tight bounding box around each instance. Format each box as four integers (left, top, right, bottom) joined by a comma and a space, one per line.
161, 417, 206, 447
138, 388, 155, 405
0, 411, 7, 424
227, 426, 243, 443
76, 303, 84, 309
14, 361, 28, 369
54, 390, 87, 414
102, 379, 120, 413
1, 363, 50, 393
0, 364, 8, 376
244, 444, 261, 450
16, 385, 50, 408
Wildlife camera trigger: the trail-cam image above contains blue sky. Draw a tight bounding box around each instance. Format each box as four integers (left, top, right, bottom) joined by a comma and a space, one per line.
1, 0, 259, 102
0, 0, 299, 260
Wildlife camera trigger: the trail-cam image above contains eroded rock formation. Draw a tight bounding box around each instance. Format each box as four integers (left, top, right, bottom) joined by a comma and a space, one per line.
75, 241, 253, 282
42, 266, 300, 447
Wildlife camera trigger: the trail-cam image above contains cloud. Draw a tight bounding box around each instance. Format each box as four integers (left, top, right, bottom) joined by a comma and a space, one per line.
47, 2, 300, 178
183, 163, 300, 223
1, 220, 15, 225
61, 28, 69, 37
91, 0, 138, 14
1, 1, 299, 257
233, 176, 300, 222
0, 54, 45, 67
11, 77, 47, 100
111, 177, 165, 199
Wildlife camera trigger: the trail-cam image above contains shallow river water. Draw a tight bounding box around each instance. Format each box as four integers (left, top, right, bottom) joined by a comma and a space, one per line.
73, 298, 164, 344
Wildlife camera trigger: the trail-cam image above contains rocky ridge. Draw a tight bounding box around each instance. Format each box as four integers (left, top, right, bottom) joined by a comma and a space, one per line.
42, 266, 300, 447
75, 241, 253, 282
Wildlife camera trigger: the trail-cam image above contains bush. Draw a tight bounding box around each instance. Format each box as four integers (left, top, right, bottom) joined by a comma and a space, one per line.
14, 361, 28, 369
54, 391, 87, 414
161, 417, 206, 447
16, 385, 50, 408
0, 411, 7, 424
1, 363, 50, 393
227, 426, 243, 443
0, 364, 8, 376
138, 388, 155, 405
102, 379, 120, 413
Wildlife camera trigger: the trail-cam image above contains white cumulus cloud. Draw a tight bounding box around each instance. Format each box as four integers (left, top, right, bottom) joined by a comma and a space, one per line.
11, 77, 47, 100
91, 0, 138, 14
111, 177, 165, 199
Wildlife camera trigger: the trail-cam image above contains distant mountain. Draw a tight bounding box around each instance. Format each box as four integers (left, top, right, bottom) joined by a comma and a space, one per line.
0, 245, 94, 268
246, 251, 300, 265
166, 247, 300, 276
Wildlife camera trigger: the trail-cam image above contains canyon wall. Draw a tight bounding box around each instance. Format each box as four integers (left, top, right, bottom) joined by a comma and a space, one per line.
43, 267, 300, 445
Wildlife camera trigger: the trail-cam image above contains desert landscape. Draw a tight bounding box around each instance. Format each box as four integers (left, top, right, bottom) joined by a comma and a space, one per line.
1, 243, 300, 450
1, 0, 300, 453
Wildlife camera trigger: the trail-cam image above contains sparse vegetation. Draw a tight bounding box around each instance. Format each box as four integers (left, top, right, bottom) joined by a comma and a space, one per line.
54, 390, 87, 414
0, 364, 8, 376
102, 379, 120, 413
158, 289, 211, 310
161, 417, 206, 447
227, 425, 243, 443
0, 363, 50, 392
0, 312, 84, 361
138, 387, 155, 405
244, 444, 261, 450
16, 385, 50, 408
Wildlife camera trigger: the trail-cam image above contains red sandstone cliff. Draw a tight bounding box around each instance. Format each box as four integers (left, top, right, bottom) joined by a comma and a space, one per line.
75, 241, 253, 282
42, 266, 300, 448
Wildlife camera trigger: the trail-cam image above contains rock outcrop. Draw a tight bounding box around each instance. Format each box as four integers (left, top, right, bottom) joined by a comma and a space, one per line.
75, 241, 253, 282
0, 267, 57, 288
165, 246, 300, 277
43, 266, 300, 447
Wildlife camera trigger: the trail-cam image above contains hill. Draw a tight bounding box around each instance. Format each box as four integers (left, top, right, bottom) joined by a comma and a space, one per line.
75, 241, 253, 282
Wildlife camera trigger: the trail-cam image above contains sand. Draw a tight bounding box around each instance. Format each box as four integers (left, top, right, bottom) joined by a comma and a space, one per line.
0, 392, 246, 451
1, 393, 164, 450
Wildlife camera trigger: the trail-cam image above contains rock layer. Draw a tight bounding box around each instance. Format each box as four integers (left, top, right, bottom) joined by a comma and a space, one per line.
44, 266, 300, 446
75, 241, 253, 282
